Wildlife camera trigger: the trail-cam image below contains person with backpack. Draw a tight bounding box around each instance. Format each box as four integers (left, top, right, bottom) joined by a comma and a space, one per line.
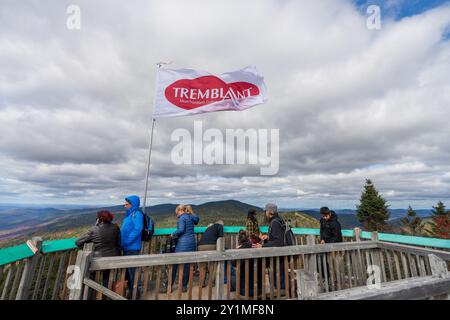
171, 204, 200, 290
121, 195, 144, 299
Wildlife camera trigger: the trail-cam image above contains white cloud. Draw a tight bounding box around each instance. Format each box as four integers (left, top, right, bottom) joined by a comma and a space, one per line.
0, 0, 450, 208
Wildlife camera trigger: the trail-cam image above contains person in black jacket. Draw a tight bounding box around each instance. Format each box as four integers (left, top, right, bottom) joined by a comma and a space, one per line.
198, 220, 224, 251
256, 203, 286, 290
319, 207, 343, 244
76, 210, 121, 293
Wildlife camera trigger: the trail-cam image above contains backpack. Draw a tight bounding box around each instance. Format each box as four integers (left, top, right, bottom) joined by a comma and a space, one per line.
275, 218, 297, 246
140, 211, 155, 242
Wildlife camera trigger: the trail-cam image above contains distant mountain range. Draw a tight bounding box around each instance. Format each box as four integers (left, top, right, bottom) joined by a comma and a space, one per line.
0, 200, 435, 247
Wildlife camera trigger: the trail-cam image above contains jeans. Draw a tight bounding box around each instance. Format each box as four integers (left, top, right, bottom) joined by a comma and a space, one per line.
124, 250, 141, 298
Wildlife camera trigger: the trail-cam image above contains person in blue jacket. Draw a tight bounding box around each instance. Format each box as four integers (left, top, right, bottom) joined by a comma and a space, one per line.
121, 195, 144, 298
171, 204, 200, 290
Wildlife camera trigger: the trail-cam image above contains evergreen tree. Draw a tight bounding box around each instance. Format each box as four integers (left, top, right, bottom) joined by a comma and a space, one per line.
356, 179, 390, 231
431, 201, 450, 239
400, 205, 422, 236
431, 201, 446, 216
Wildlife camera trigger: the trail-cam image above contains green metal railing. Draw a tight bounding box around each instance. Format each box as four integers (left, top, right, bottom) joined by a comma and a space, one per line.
1, 227, 450, 266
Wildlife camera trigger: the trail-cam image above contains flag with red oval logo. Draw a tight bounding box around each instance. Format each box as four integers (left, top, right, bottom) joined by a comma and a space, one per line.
153, 66, 267, 118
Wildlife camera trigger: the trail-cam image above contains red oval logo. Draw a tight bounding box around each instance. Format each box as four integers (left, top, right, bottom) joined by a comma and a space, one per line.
165, 75, 260, 110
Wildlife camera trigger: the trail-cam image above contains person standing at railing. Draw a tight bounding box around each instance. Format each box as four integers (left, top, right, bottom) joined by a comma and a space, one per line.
171, 204, 200, 291
76, 210, 121, 293
121, 195, 144, 299
319, 207, 343, 244
254, 203, 286, 291
246, 208, 262, 244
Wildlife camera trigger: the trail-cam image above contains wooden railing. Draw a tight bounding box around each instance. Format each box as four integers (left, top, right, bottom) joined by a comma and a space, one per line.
69, 231, 450, 300
1, 227, 449, 300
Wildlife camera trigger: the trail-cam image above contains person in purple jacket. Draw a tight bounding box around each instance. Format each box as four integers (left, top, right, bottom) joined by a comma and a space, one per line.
170, 204, 200, 290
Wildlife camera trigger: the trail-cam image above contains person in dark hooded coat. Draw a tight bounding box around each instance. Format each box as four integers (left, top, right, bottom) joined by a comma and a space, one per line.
319, 207, 343, 244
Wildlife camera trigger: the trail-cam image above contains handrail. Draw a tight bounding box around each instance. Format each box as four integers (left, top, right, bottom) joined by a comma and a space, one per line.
1, 227, 450, 266
89, 241, 379, 271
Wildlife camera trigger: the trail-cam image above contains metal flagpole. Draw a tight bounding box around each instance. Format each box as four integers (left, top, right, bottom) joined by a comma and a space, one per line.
141, 62, 170, 214
142, 117, 156, 214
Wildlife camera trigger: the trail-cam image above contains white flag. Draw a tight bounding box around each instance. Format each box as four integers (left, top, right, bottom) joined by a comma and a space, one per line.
153, 66, 267, 118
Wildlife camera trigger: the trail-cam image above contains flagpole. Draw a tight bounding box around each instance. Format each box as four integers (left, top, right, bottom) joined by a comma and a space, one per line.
142, 62, 166, 214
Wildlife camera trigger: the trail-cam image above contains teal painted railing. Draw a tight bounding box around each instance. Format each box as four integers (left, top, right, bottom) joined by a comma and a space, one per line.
1, 227, 449, 266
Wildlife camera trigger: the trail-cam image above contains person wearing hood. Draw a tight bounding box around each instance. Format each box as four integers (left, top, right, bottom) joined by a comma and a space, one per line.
319, 207, 343, 244
170, 204, 200, 290
121, 195, 144, 298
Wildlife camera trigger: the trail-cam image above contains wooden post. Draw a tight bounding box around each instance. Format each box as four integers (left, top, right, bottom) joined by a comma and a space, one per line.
16, 237, 43, 300
295, 270, 318, 300
214, 237, 225, 300
68, 243, 93, 300
353, 228, 361, 242
306, 235, 317, 274
371, 231, 379, 241
428, 254, 448, 278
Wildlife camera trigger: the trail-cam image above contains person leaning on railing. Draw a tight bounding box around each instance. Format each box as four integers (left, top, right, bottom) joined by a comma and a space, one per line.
75, 209, 121, 297
198, 220, 224, 251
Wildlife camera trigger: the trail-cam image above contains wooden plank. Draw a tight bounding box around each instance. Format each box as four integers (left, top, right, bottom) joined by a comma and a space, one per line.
328, 252, 335, 291
177, 264, 184, 300
197, 263, 205, 300
9, 262, 23, 300
214, 238, 225, 300
60, 250, 76, 300
187, 264, 194, 300
284, 256, 290, 299
1, 266, 13, 300
334, 252, 341, 290
392, 250, 402, 280
408, 254, 418, 278
400, 252, 409, 278
167, 264, 173, 300
276, 256, 281, 300
16, 237, 43, 300
350, 250, 359, 287
416, 255, 426, 277
269, 258, 274, 300
377, 242, 450, 262
378, 250, 387, 283
90, 242, 379, 271
52, 253, 67, 300
236, 260, 241, 300
141, 267, 149, 299
385, 249, 394, 281
207, 262, 216, 300
289, 256, 296, 298
295, 270, 319, 300
154, 266, 161, 300
317, 276, 450, 300
261, 257, 266, 300
345, 251, 352, 288
244, 259, 249, 300
226, 261, 231, 300
32, 255, 46, 300
83, 278, 126, 300
95, 271, 102, 300
322, 254, 329, 292
253, 258, 258, 300
108, 269, 116, 292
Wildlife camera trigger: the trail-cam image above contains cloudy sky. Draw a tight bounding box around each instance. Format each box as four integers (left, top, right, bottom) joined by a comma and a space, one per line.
1, 0, 450, 209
